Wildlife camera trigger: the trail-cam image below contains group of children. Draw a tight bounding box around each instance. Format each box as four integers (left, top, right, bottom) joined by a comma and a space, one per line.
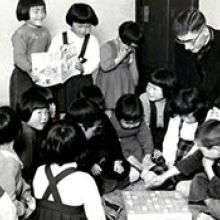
2, 77, 220, 220
2, 0, 220, 219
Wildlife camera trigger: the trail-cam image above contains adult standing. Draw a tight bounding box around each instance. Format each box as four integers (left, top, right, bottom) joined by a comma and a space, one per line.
174, 8, 220, 103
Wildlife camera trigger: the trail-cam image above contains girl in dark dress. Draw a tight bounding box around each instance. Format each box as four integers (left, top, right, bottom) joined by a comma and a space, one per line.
10, 0, 51, 110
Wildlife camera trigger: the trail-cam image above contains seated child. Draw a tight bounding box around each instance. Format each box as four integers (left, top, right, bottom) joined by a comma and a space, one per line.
145, 119, 220, 220
142, 88, 208, 189
0, 106, 35, 218
15, 87, 50, 183
32, 121, 106, 220
66, 97, 130, 194
140, 68, 177, 153
163, 87, 208, 166
110, 94, 154, 182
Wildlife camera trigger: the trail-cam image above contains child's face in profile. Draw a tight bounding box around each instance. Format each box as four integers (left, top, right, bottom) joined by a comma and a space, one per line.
146, 82, 163, 102
27, 108, 49, 130
71, 22, 92, 38
28, 5, 46, 26
119, 119, 141, 129
196, 141, 220, 160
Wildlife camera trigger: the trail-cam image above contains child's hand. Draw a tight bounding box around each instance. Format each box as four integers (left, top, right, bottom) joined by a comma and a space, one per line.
24, 197, 36, 219
114, 160, 124, 174
30, 73, 40, 83
75, 59, 84, 73
16, 200, 26, 217
141, 170, 157, 184
127, 155, 143, 171
144, 173, 167, 189
91, 164, 102, 176
142, 154, 154, 170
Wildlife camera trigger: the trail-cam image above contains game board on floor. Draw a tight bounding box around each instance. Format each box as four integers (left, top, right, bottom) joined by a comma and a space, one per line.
122, 190, 192, 220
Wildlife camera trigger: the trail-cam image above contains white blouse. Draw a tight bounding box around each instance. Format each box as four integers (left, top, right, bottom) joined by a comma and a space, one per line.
49, 29, 100, 75
163, 115, 198, 166
33, 162, 106, 220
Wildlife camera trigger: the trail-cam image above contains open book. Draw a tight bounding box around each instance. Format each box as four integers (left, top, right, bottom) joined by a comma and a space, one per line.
31, 49, 81, 87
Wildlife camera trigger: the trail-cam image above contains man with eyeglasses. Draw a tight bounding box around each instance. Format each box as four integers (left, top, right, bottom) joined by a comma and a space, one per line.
174, 8, 220, 103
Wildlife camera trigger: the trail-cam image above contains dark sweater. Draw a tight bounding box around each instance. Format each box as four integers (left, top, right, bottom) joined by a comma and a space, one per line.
175, 27, 220, 103
176, 150, 220, 200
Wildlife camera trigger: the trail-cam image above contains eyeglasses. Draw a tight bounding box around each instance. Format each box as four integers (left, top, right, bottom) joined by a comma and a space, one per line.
175, 26, 205, 45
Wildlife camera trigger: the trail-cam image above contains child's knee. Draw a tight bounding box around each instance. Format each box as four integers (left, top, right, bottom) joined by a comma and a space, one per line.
129, 167, 140, 183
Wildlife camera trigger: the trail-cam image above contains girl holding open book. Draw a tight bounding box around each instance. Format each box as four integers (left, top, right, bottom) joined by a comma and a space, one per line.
49, 3, 100, 113
10, 0, 51, 110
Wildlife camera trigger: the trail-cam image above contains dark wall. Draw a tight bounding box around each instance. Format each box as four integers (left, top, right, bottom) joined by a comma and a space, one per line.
135, 0, 199, 94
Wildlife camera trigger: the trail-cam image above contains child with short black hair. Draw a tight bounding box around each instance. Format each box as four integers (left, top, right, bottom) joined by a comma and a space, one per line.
49, 3, 100, 112
110, 94, 154, 182
66, 97, 130, 195
146, 119, 220, 220
32, 121, 105, 220
15, 87, 50, 182
161, 87, 208, 167
10, 0, 51, 110
0, 106, 35, 218
140, 68, 177, 153
96, 21, 143, 111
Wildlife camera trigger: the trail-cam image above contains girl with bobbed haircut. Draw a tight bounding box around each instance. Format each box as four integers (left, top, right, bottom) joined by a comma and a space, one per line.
42, 121, 86, 166
32, 121, 106, 220
115, 94, 143, 122
14, 88, 50, 182
119, 21, 143, 46
149, 68, 177, 99
96, 21, 142, 111
49, 3, 100, 113
173, 8, 206, 37
17, 87, 49, 123
140, 68, 177, 152
66, 3, 98, 26
16, 0, 46, 21
163, 87, 208, 166
10, 0, 51, 111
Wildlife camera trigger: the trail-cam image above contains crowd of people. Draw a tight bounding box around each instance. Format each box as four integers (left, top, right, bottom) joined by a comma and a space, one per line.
1, 0, 220, 219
